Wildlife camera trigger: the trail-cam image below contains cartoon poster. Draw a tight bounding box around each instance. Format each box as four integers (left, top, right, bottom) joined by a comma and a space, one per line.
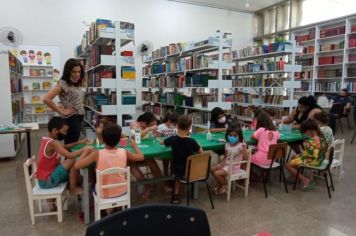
11, 45, 61, 83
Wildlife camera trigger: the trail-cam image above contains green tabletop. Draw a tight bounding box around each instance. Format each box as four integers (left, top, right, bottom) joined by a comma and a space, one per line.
72, 129, 305, 160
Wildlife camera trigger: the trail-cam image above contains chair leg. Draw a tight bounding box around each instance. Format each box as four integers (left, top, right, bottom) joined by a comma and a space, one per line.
328, 169, 335, 191
323, 172, 332, 198
63, 191, 68, 211
244, 178, 249, 198
281, 166, 288, 194
263, 170, 268, 198
339, 120, 343, 134
346, 116, 351, 129
279, 167, 282, 183
28, 199, 35, 225
338, 166, 343, 182
293, 168, 302, 190
351, 130, 356, 144
205, 181, 214, 209
56, 196, 63, 223
226, 179, 232, 202
186, 183, 190, 206
286, 148, 292, 162
94, 202, 100, 221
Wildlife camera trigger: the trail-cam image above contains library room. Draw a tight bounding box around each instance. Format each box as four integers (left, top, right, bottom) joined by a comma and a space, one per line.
0, 0, 356, 235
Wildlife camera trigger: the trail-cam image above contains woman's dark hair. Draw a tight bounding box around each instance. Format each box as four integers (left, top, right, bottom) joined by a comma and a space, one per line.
256, 112, 276, 131
102, 124, 122, 148
225, 125, 244, 143
298, 95, 317, 108
254, 108, 264, 118
48, 116, 67, 132
162, 112, 180, 124
137, 112, 157, 125
265, 108, 276, 118
313, 111, 329, 125
61, 58, 85, 86
210, 107, 225, 123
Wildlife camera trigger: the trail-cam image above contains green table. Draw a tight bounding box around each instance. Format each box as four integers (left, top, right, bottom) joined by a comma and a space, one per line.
75, 129, 305, 224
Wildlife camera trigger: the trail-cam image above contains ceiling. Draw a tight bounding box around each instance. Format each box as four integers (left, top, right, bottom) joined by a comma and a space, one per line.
165, 0, 286, 13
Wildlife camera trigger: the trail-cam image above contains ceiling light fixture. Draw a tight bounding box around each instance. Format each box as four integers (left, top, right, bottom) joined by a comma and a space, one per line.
245, 0, 250, 8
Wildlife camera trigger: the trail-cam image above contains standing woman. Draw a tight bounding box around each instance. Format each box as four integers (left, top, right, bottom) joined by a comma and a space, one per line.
43, 58, 85, 144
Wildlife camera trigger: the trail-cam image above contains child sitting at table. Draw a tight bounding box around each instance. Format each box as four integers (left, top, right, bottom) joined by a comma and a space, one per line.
286, 119, 328, 190
157, 111, 180, 176
210, 107, 230, 133
314, 111, 334, 147
75, 123, 144, 215
130, 112, 158, 138
210, 125, 248, 194
36, 117, 90, 195
251, 112, 280, 167
251, 108, 264, 130
95, 118, 113, 144
163, 115, 203, 204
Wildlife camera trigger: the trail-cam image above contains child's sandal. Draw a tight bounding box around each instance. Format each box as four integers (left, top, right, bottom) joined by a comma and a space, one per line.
218, 186, 227, 195
171, 194, 181, 204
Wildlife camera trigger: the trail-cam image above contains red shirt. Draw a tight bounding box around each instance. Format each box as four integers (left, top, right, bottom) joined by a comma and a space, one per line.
36, 137, 61, 180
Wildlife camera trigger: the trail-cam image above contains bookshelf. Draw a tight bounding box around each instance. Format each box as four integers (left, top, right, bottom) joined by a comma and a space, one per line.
22, 65, 54, 124
0, 51, 25, 158
77, 19, 136, 130
230, 41, 302, 121
141, 31, 233, 127
292, 16, 356, 104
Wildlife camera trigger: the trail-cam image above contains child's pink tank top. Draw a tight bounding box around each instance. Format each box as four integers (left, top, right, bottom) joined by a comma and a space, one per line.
97, 148, 127, 198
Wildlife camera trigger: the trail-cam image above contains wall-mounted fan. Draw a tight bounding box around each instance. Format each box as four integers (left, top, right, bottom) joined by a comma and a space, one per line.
137, 40, 153, 57
0, 27, 23, 47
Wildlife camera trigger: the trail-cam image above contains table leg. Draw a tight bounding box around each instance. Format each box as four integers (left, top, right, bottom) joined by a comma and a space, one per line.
26, 130, 31, 159
192, 182, 199, 200
81, 168, 90, 224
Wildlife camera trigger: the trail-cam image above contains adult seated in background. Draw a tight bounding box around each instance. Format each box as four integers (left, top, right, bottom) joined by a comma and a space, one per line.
282, 96, 322, 154
210, 107, 230, 133
330, 88, 352, 115
327, 89, 353, 134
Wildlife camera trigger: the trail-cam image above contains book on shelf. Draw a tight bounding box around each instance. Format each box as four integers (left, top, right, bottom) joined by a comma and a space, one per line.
317, 69, 342, 78
295, 29, 316, 43
237, 58, 287, 73
320, 41, 344, 51
348, 68, 356, 77
42, 81, 51, 90
32, 82, 41, 90
318, 56, 343, 65
121, 66, 136, 79
29, 68, 46, 77
263, 95, 284, 105
349, 36, 356, 48
31, 95, 42, 104
346, 81, 356, 93
234, 42, 294, 59
319, 26, 345, 38
315, 81, 340, 92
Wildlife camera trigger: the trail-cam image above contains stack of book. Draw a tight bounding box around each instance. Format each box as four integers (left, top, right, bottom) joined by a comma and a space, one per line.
263, 95, 285, 105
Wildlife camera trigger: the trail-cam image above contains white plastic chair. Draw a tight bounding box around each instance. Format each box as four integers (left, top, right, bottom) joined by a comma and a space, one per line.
23, 156, 68, 224
226, 149, 251, 201
94, 167, 131, 221
330, 139, 345, 182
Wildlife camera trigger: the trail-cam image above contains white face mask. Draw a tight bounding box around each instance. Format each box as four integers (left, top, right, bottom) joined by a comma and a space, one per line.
218, 116, 226, 124
70, 77, 79, 83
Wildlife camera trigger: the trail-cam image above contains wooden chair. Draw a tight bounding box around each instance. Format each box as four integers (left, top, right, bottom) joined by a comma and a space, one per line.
172, 152, 214, 209
253, 143, 289, 198
293, 146, 335, 198
226, 149, 251, 201
94, 167, 131, 221
23, 156, 68, 224
86, 204, 211, 236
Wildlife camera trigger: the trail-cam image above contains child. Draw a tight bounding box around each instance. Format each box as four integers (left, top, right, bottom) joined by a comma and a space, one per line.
157, 112, 179, 137
157, 112, 180, 176
130, 112, 158, 138
314, 111, 334, 147
251, 112, 280, 166
286, 119, 328, 190
210, 125, 248, 194
163, 115, 203, 204
95, 118, 112, 144
75, 123, 144, 215
36, 117, 90, 195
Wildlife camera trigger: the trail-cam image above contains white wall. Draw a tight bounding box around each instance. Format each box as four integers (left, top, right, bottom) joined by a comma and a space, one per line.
0, 0, 253, 103
0, 0, 253, 66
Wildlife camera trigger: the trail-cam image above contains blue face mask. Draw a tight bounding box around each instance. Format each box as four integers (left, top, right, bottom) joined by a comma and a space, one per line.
228, 135, 239, 144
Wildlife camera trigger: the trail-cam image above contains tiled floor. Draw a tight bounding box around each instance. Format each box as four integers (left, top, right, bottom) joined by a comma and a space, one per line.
1, 127, 356, 236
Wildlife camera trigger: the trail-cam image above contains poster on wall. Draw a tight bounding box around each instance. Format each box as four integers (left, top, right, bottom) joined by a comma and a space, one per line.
10, 45, 61, 83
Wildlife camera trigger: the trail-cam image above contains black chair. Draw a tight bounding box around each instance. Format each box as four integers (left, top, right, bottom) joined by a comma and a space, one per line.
330, 103, 351, 134
253, 143, 289, 198
85, 204, 211, 236
351, 106, 356, 144
293, 146, 335, 198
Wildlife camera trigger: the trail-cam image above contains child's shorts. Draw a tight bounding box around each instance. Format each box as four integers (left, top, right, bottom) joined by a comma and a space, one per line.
290, 157, 303, 167
38, 164, 68, 189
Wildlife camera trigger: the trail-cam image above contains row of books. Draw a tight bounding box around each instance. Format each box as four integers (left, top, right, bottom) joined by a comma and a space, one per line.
9, 53, 22, 74
346, 81, 356, 93
315, 81, 340, 92
237, 60, 287, 73
23, 82, 51, 91
295, 71, 313, 80
224, 92, 258, 103
86, 70, 114, 87
84, 93, 117, 111
320, 26, 345, 38
232, 76, 285, 87
318, 56, 343, 65
301, 45, 315, 54
295, 29, 316, 43
296, 82, 312, 92
349, 36, 356, 48
348, 68, 356, 77
349, 53, 356, 62
231, 105, 255, 119
151, 44, 183, 59
234, 42, 293, 59
12, 99, 24, 119
297, 58, 313, 66
318, 69, 342, 78
263, 95, 285, 105
10, 73, 23, 94
184, 95, 217, 108
320, 41, 344, 51
89, 45, 114, 68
